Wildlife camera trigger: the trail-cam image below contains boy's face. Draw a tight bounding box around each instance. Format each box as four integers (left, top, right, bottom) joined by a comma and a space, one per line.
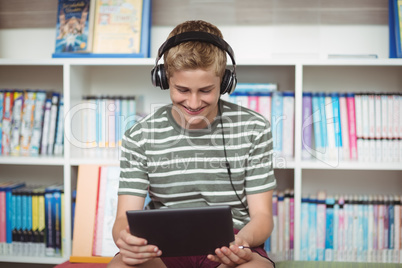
169, 68, 221, 129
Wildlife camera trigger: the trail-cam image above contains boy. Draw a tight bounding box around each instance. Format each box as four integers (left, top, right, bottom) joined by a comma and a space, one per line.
108, 20, 276, 268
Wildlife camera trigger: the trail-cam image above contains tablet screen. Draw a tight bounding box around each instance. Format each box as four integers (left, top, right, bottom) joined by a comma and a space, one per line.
126, 205, 235, 257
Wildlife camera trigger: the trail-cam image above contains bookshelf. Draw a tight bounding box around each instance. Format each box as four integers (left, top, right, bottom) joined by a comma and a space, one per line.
0, 58, 401, 264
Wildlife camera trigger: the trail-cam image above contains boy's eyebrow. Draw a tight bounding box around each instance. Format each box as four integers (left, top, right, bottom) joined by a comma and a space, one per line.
175, 84, 215, 90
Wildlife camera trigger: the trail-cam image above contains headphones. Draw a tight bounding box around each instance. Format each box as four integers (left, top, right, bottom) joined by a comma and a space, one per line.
151, 31, 237, 95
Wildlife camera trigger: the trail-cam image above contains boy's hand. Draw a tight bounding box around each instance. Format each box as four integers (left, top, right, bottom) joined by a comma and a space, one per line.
207, 235, 253, 266
115, 226, 162, 266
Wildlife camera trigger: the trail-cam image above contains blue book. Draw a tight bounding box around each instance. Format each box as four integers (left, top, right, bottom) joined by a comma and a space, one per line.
331, 92, 342, 153
5, 182, 25, 254
44, 186, 56, 257
300, 196, 309, 260
318, 92, 328, 153
312, 93, 322, 155
271, 92, 283, 153
388, 196, 395, 251
53, 185, 63, 257
325, 196, 335, 261
308, 196, 317, 261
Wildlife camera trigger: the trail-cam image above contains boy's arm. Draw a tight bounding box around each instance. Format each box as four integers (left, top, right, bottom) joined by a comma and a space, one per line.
112, 194, 145, 243
237, 190, 274, 247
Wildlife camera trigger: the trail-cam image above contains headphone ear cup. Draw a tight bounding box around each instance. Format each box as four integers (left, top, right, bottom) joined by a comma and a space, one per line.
151, 64, 169, 90
220, 69, 236, 95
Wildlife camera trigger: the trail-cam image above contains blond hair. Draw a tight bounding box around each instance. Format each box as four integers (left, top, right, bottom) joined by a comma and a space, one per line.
164, 20, 227, 80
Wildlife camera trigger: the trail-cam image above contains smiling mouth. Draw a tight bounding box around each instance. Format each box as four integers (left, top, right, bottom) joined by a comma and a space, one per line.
183, 106, 205, 114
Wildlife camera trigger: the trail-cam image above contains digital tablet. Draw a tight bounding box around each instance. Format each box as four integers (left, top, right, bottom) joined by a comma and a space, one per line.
126, 205, 235, 257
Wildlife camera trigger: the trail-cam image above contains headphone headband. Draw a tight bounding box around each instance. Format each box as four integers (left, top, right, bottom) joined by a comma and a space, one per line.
155, 31, 236, 69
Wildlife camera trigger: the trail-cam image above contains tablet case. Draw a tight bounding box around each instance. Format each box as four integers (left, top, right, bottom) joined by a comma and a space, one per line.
126, 205, 234, 257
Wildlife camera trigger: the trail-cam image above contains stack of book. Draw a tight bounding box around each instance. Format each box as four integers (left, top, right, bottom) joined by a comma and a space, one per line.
79, 95, 136, 156
0, 182, 64, 257
265, 189, 295, 262
0, 90, 64, 157
224, 83, 295, 158
299, 191, 402, 263
302, 92, 401, 162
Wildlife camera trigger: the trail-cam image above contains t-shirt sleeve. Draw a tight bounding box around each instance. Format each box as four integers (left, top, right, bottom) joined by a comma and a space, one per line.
244, 120, 277, 195
118, 128, 149, 197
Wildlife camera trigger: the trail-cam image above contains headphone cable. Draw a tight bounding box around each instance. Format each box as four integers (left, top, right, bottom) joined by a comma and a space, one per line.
218, 101, 250, 217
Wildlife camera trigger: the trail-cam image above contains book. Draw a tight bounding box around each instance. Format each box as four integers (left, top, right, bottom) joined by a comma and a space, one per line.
10, 91, 24, 156
2, 91, 14, 155
282, 92, 295, 158
54, 0, 95, 53
93, 166, 107, 256
47, 93, 61, 155
331, 93, 342, 161
325, 196, 335, 261
71, 165, 100, 258
92, 0, 144, 54
100, 166, 120, 256
4, 182, 25, 255
271, 92, 283, 154
40, 98, 52, 155
346, 93, 358, 160
302, 92, 313, 159
316, 191, 327, 261
19, 91, 36, 156
339, 93, 349, 161
325, 93, 336, 161
29, 91, 47, 156
300, 196, 309, 260
54, 95, 64, 156
0, 91, 4, 154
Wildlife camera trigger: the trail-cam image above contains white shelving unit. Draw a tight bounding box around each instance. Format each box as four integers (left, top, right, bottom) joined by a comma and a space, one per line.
0, 58, 401, 264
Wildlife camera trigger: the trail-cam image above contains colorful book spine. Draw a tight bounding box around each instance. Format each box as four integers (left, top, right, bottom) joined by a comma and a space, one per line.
284, 190, 290, 260
325, 93, 336, 161
29, 91, 46, 156
270, 191, 278, 260
2, 91, 14, 155
289, 190, 294, 260
331, 93, 342, 161
319, 93, 328, 159
10, 91, 24, 156
308, 195, 317, 261
47, 93, 60, 155
312, 93, 323, 158
302, 92, 313, 159
0, 90, 4, 154
316, 191, 327, 261
271, 92, 283, 153
54, 96, 64, 156
277, 192, 285, 261
346, 93, 358, 160
325, 196, 335, 261
40, 98, 52, 155
282, 92, 295, 158
300, 195, 309, 260
339, 93, 349, 161
19, 91, 36, 156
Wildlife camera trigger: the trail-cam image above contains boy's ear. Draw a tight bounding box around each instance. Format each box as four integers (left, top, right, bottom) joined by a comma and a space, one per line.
151, 64, 169, 90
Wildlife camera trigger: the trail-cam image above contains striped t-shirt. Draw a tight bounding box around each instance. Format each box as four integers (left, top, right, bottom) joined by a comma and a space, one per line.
119, 100, 277, 229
